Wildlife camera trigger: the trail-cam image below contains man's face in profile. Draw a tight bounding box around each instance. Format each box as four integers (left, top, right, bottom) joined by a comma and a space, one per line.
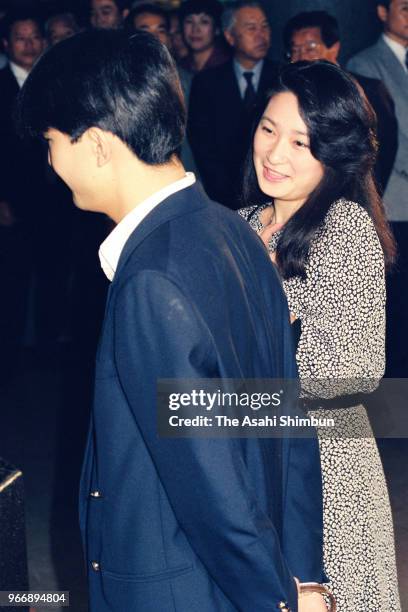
290, 27, 339, 63
91, 0, 125, 30
378, 0, 408, 46
5, 19, 45, 71
44, 128, 102, 213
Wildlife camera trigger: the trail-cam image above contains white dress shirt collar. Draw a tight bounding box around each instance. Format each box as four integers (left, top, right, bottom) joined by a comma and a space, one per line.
233, 59, 264, 98
383, 34, 408, 72
9, 61, 29, 88
99, 172, 196, 281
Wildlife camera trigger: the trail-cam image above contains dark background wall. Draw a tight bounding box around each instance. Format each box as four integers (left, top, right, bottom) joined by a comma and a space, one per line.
263, 0, 382, 64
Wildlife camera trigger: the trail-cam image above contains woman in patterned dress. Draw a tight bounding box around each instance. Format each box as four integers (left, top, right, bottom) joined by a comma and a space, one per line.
238, 61, 401, 611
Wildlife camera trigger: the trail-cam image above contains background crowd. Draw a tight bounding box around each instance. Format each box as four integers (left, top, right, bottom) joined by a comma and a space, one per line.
0, 0, 407, 386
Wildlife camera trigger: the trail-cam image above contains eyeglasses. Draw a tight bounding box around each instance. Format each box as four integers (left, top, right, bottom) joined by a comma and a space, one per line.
286, 41, 322, 62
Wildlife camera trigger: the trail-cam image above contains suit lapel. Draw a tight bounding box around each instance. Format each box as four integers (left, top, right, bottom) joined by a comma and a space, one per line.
377, 37, 408, 80
114, 182, 208, 282
258, 60, 279, 97
222, 61, 243, 109
2, 66, 20, 97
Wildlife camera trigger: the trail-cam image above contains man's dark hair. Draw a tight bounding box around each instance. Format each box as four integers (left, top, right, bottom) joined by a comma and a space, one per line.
125, 3, 170, 31
88, 0, 130, 12
179, 0, 223, 28
283, 11, 339, 51
241, 61, 395, 277
377, 0, 391, 7
18, 29, 186, 165
2, 9, 44, 40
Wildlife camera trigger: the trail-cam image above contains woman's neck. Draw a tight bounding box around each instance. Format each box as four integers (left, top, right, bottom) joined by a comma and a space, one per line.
273, 198, 305, 224
192, 46, 214, 71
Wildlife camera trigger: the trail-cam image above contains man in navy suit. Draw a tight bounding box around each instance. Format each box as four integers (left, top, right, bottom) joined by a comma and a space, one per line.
19, 30, 326, 611
188, 1, 279, 209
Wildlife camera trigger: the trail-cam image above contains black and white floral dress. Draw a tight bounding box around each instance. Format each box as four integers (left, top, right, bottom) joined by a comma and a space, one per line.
239, 199, 401, 611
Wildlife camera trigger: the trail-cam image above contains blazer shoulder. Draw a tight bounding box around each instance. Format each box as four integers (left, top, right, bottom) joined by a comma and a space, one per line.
347, 39, 389, 69
0, 66, 18, 91
351, 71, 379, 88
351, 70, 393, 104
0, 67, 19, 123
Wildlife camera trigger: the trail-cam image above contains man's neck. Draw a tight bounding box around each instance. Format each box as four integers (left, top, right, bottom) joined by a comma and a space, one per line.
112, 157, 187, 223
9, 61, 30, 88
384, 29, 408, 48
234, 53, 260, 70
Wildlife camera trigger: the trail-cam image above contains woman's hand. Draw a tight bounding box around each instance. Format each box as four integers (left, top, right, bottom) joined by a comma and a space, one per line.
298, 593, 328, 612
295, 579, 330, 612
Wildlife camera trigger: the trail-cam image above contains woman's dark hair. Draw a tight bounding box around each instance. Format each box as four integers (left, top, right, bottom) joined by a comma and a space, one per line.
17, 29, 186, 165
179, 0, 223, 29
241, 60, 395, 279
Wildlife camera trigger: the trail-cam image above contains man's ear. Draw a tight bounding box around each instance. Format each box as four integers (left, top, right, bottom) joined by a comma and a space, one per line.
377, 4, 388, 24
328, 41, 341, 63
223, 28, 235, 48
86, 127, 112, 167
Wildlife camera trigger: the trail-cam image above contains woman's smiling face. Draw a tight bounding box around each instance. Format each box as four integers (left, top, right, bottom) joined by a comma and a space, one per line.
253, 91, 324, 211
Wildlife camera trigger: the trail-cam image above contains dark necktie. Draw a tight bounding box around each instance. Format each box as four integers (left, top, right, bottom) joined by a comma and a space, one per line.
243, 71, 256, 110
405, 48, 408, 71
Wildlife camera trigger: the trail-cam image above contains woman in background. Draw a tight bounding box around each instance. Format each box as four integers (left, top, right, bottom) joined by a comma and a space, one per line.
239, 61, 401, 611
178, 0, 230, 73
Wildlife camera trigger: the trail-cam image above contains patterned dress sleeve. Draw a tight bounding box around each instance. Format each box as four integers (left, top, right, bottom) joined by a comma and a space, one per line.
285, 200, 386, 398
237, 205, 261, 223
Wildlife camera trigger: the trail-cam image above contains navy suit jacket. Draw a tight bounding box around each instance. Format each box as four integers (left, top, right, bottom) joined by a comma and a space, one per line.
79, 182, 324, 611
0, 66, 47, 221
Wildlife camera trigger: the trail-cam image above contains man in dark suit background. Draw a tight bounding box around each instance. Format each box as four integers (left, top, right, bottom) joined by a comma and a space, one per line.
19, 29, 326, 611
347, 0, 408, 377
0, 10, 45, 230
283, 10, 398, 195
88, 0, 129, 30
0, 10, 45, 383
188, 1, 279, 209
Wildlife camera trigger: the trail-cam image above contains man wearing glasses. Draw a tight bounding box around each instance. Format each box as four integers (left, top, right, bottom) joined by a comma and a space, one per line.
283, 10, 398, 194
